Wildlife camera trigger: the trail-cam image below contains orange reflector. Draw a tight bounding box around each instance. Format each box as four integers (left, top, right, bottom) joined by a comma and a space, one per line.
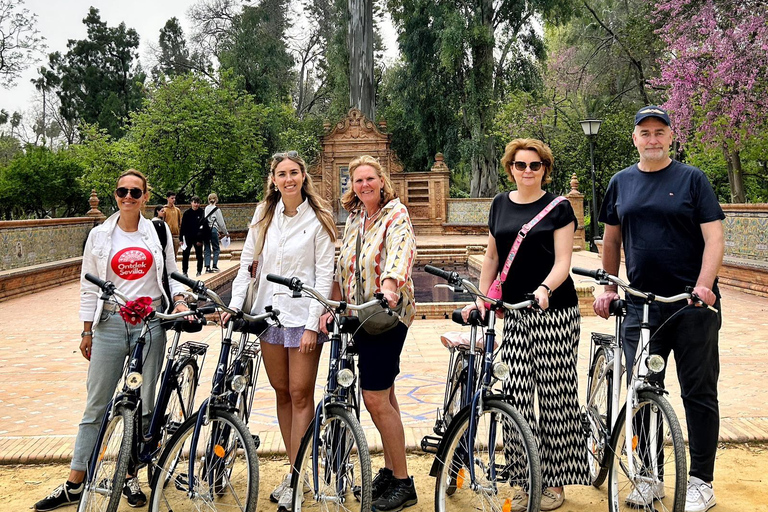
98, 445, 107, 462
632, 435, 638, 451
503, 498, 512, 512
214, 444, 226, 458
456, 467, 466, 489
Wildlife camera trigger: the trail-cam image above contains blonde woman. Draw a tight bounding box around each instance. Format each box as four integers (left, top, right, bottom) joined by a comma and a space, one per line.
320, 155, 418, 512
223, 151, 336, 511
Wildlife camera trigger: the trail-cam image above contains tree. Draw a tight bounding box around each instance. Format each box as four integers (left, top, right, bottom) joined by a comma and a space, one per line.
30, 65, 59, 145
0, 0, 45, 88
348, 0, 375, 118
49, 7, 145, 139
387, 0, 573, 196
0, 133, 21, 165
654, 0, 768, 202
151, 17, 210, 81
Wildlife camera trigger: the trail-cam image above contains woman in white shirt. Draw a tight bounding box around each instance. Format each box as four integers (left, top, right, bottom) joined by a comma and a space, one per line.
224, 151, 336, 510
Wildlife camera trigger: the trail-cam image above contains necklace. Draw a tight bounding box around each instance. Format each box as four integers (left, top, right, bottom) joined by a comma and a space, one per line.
364, 206, 382, 221
283, 208, 298, 217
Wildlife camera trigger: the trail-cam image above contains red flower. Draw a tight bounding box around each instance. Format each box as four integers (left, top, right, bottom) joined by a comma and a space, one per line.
120, 296, 154, 325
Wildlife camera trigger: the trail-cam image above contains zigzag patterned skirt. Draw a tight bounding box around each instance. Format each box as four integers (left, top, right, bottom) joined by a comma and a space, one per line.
501, 305, 590, 487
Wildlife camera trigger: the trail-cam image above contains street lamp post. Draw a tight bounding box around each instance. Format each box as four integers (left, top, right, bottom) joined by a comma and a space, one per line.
580, 119, 602, 252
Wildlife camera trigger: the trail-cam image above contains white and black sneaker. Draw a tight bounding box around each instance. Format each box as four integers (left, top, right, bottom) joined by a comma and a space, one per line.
271, 474, 291, 503
122, 476, 146, 508
685, 477, 716, 512
33, 482, 83, 511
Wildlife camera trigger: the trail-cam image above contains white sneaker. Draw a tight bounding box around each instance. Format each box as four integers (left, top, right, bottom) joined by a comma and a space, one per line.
271, 474, 291, 503
277, 485, 294, 512
625, 478, 665, 506
685, 477, 716, 512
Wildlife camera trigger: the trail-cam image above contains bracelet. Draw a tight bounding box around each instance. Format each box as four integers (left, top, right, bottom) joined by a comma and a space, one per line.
172, 300, 188, 309
81, 330, 93, 338
539, 283, 552, 297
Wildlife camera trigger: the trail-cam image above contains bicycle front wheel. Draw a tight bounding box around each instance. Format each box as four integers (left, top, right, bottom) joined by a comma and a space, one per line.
150, 409, 259, 512
78, 406, 134, 512
435, 399, 541, 512
293, 405, 372, 512
585, 347, 611, 487
608, 391, 686, 512
161, 357, 198, 448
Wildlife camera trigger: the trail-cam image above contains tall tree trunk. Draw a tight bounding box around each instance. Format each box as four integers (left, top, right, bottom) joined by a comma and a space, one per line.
348, 0, 375, 119
468, 0, 497, 198
723, 146, 746, 203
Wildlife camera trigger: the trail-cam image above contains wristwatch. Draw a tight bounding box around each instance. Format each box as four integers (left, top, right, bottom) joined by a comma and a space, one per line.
81, 330, 93, 338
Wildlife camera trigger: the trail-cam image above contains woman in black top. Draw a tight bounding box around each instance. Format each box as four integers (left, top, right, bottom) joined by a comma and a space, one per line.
463, 138, 589, 511
180, 196, 206, 277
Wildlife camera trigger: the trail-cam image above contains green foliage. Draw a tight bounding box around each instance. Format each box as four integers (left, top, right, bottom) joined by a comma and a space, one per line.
0, 145, 86, 219
0, 134, 22, 165
152, 17, 209, 81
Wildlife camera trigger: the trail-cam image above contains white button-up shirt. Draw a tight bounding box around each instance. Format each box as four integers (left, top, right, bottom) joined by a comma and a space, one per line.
229, 199, 335, 332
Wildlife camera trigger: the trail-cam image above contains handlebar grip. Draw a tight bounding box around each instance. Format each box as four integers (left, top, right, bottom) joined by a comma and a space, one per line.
266, 273, 296, 290
424, 265, 451, 280
572, 267, 601, 279
197, 306, 218, 315
84, 273, 109, 290
170, 271, 202, 290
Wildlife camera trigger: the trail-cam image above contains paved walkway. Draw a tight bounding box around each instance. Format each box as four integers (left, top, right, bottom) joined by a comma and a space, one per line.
1, 248, 767, 464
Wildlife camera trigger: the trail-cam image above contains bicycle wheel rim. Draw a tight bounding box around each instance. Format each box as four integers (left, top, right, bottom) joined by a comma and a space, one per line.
161, 359, 197, 448
150, 410, 259, 512
435, 400, 541, 512
586, 349, 610, 486
79, 407, 133, 512
294, 406, 372, 512
608, 392, 686, 512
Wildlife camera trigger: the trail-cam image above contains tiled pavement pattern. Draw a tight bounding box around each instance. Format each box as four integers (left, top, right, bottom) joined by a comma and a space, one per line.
1, 248, 767, 464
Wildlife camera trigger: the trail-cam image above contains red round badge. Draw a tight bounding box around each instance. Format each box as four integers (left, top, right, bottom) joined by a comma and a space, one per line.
111, 247, 154, 280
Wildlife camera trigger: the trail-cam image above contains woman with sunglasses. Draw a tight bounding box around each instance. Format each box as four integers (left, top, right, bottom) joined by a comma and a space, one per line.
33, 170, 190, 512
222, 151, 336, 512
462, 139, 589, 511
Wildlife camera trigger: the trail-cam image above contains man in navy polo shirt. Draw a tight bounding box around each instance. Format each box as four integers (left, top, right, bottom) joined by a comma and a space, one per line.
594, 106, 724, 512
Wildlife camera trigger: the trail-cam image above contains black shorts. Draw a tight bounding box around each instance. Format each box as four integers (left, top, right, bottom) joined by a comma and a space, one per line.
354, 321, 409, 391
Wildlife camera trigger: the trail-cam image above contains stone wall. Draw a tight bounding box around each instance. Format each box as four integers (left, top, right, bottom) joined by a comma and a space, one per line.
720, 204, 768, 296
146, 203, 258, 239
0, 218, 96, 271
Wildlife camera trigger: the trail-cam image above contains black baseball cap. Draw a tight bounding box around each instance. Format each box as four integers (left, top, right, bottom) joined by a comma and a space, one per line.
635, 105, 670, 126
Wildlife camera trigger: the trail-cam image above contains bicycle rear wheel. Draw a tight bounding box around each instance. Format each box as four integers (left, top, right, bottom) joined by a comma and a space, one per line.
293, 405, 372, 512
78, 406, 134, 512
150, 409, 259, 512
585, 347, 611, 487
434, 399, 541, 512
608, 391, 686, 512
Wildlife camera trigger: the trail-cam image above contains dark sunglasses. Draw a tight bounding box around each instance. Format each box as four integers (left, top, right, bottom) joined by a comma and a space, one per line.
115, 187, 144, 199
272, 150, 299, 161
512, 161, 544, 172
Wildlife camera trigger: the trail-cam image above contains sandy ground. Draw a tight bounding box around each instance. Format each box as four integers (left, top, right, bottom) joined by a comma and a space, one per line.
3, 443, 766, 511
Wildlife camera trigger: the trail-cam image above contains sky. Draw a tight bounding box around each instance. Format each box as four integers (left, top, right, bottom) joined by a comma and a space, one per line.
2, 0, 399, 121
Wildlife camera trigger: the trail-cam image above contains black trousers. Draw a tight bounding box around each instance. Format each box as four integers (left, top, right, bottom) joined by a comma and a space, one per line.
182, 241, 203, 274
622, 297, 722, 482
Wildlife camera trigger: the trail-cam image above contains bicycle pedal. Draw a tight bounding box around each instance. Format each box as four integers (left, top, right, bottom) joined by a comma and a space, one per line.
252, 434, 260, 449
421, 435, 442, 453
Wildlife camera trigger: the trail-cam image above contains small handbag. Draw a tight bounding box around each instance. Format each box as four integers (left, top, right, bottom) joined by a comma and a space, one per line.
485, 196, 567, 313
241, 257, 261, 314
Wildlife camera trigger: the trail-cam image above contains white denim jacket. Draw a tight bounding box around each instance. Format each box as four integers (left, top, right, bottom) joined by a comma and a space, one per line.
79, 212, 186, 326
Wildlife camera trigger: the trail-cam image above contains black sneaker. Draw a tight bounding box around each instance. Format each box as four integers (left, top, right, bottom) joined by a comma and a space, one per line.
205, 267, 212, 273
34, 482, 82, 511
354, 466, 393, 502
122, 476, 147, 508
372, 476, 417, 512
212, 266, 220, 272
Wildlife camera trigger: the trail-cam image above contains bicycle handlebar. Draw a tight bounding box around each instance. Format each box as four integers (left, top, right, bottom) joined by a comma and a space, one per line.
425, 265, 537, 312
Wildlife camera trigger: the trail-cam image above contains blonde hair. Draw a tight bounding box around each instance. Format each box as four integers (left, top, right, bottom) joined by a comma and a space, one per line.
251, 152, 337, 255
500, 138, 554, 185
117, 169, 149, 192
340, 155, 398, 212
208, 193, 218, 204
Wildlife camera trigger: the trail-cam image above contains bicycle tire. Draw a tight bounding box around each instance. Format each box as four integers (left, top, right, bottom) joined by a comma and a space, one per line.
78, 406, 134, 512
443, 353, 469, 428
149, 409, 259, 512
586, 347, 611, 487
434, 398, 541, 512
161, 357, 199, 449
608, 390, 686, 512
234, 356, 256, 425
292, 405, 372, 512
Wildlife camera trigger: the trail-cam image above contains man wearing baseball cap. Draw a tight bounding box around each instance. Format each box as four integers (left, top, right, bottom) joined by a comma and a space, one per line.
593, 105, 724, 512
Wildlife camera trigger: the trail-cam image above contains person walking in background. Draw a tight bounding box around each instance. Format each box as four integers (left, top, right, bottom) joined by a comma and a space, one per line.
320, 155, 418, 512
593, 106, 724, 512
179, 196, 206, 277
221, 151, 336, 512
152, 205, 166, 222
463, 138, 589, 511
164, 191, 182, 256
203, 192, 229, 273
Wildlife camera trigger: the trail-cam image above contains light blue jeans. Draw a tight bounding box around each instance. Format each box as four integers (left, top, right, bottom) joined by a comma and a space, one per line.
71, 310, 166, 472
204, 227, 220, 268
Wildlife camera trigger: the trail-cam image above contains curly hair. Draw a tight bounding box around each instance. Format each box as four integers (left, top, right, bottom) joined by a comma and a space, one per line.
340, 155, 398, 212
500, 138, 554, 185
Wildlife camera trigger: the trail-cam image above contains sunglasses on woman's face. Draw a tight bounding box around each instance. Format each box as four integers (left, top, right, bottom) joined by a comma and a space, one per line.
512, 161, 544, 172
272, 150, 299, 162
115, 187, 144, 199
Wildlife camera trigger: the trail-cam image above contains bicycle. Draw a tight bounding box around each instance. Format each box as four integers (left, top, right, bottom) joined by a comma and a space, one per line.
78, 273, 211, 512
266, 272, 396, 512
149, 272, 281, 512
423, 265, 542, 512
573, 267, 718, 512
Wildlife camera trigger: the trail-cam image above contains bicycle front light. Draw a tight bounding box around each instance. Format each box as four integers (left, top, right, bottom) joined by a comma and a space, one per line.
646, 354, 666, 374
492, 362, 510, 381
125, 372, 143, 390
230, 374, 248, 393
337, 368, 355, 388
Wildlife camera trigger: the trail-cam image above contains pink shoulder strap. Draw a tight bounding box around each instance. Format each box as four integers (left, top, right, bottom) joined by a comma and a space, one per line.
498, 196, 568, 284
